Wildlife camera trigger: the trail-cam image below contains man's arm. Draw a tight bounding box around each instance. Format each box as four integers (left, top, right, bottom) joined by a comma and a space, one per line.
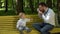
37, 8, 43, 18
42, 10, 55, 20
38, 13, 42, 18
42, 13, 50, 20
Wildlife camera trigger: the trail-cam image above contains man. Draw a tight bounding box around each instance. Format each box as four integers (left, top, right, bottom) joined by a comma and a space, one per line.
33, 2, 55, 34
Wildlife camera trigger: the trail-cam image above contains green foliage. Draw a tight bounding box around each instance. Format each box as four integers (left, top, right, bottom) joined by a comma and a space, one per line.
0, 10, 16, 16
0, 0, 58, 15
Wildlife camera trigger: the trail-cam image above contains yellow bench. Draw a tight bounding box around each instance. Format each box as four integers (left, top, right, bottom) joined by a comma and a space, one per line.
0, 15, 60, 34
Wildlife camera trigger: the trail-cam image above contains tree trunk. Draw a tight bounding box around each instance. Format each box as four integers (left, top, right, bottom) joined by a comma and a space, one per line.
29, 0, 34, 14
46, 0, 52, 8
37, 0, 39, 7
57, 0, 60, 25
34, 0, 39, 14
12, 0, 15, 10
16, 0, 24, 14
0, 0, 1, 8
5, 0, 8, 13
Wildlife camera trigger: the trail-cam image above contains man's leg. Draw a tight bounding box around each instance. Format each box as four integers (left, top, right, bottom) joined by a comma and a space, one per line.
33, 23, 43, 32
40, 24, 54, 34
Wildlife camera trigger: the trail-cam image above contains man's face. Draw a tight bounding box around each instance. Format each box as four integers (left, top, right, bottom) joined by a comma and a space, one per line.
39, 5, 45, 13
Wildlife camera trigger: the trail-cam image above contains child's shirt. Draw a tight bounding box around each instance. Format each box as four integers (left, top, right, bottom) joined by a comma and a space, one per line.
16, 18, 30, 28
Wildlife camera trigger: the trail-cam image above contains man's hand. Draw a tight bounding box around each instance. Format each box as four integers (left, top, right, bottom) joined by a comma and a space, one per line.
38, 11, 43, 14
37, 8, 43, 14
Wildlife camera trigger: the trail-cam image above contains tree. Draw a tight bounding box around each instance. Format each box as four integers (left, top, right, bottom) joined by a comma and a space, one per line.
29, 0, 34, 14
0, 0, 2, 8
57, 0, 60, 25
46, 0, 52, 8
34, 0, 39, 14
12, 0, 16, 12
5, 0, 8, 12
16, 0, 24, 14
12, 0, 15, 10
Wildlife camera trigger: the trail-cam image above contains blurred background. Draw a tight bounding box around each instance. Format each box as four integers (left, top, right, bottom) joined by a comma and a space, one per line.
0, 0, 60, 34
0, 0, 60, 26
0, 0, 58, 15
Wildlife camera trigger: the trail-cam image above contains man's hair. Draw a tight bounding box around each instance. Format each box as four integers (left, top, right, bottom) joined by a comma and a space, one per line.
39, 2, 48, 7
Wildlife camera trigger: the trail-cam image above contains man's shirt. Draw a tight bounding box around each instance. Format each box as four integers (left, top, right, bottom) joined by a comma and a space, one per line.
39, 8, 55, 26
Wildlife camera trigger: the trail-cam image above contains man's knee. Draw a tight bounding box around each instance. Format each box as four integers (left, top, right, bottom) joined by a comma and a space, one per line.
40, 29, 51, 34
32, 23, 39, 27
40, 29, 46, 33
32, 23, 36, 27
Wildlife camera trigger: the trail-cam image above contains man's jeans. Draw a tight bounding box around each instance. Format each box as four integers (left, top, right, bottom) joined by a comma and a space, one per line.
33, 23, 54, 34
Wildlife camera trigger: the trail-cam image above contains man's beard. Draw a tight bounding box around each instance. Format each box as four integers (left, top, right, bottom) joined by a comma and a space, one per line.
41, 10, 45, 13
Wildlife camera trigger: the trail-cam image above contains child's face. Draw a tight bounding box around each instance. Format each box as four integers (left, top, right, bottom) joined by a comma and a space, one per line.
19, 13, 26, 19
21, 14, 26, 19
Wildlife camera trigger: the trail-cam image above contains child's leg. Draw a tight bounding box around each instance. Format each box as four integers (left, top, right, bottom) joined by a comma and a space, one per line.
25, 27, 31, 33
19, 27, 24, 34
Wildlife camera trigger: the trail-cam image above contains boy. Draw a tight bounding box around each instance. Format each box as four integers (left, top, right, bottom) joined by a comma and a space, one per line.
16, 12, 31, 34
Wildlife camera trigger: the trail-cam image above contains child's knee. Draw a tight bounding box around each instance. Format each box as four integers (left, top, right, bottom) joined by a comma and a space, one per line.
19, 28, 23, 31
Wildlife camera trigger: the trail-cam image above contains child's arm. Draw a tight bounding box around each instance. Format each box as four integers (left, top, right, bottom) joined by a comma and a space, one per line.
26, 18, 33, 22
16, 20, 20, 29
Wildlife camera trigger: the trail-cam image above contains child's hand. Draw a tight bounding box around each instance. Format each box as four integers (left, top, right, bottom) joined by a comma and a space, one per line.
26, 18, 33, 22
30, 18, 33, 21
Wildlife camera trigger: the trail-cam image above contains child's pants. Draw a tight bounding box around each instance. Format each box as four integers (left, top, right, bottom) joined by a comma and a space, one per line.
18, 26, 31, 34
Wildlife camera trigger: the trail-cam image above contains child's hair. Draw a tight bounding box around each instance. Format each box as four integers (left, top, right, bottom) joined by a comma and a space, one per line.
19, 12, 25, 18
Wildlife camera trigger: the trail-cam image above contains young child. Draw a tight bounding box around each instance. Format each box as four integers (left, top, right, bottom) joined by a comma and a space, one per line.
16, 12, 31, 34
